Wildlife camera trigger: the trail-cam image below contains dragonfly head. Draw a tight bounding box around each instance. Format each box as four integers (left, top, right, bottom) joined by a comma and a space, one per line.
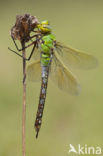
37, 20, 52, 33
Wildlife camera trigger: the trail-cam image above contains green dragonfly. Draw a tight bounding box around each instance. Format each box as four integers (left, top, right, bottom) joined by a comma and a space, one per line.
26, 20, 98, 138
9, 19, 98, 138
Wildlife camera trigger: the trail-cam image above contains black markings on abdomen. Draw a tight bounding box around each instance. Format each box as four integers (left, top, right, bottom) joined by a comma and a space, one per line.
35, 67, 49, 138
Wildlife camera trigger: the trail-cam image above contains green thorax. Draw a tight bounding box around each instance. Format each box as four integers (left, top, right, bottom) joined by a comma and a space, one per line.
40, 33, 56, 66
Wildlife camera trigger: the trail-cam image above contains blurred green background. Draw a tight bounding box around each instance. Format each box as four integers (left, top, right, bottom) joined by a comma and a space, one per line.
0, 0, 103, 155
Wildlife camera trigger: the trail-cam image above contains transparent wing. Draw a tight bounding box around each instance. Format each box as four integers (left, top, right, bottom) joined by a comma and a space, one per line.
50, 53, 81, 95
32, 46, 41, 61
55, 41, 98, 69
27, 60, 41, 82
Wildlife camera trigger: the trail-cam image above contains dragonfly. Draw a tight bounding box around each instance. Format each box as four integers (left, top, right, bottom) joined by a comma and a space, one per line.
9, 19, 98, 138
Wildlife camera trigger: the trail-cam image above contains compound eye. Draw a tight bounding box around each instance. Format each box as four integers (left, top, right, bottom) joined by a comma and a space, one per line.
41, 20, 49, 25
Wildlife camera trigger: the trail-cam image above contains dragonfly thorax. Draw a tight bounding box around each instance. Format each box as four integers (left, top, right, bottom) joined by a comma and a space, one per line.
40, 33, 56, 66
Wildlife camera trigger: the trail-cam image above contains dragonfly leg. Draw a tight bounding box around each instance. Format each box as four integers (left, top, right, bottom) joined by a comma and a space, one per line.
30, 33, 41, 40
8, 47, 24, 58
8, 41, 37, 61
30, 34, 38, 40
11, 36, 23, 51
11, 36, 37, 51
26, 41, 37, 61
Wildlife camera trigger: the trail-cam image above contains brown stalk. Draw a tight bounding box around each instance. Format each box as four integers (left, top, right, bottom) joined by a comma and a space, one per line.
10, 14, 39, 156
21, 41, 26, 156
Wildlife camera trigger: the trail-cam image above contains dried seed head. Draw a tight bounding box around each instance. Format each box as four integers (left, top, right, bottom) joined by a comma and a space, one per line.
10, 14, 39, 41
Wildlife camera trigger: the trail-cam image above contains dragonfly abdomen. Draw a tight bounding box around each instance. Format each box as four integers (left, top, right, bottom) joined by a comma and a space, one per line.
35, 33, 55, 138
35, 66, 49, 138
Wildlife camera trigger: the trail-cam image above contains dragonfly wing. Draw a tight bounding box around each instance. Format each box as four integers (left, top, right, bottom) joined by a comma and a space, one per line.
32, 46, 41, 61
27, 60, 41, 82
56, 41, 98, 69
50, 53, 81, 95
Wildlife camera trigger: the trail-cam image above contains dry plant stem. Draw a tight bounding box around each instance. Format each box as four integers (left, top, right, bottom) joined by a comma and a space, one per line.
21, 41, 26, 156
